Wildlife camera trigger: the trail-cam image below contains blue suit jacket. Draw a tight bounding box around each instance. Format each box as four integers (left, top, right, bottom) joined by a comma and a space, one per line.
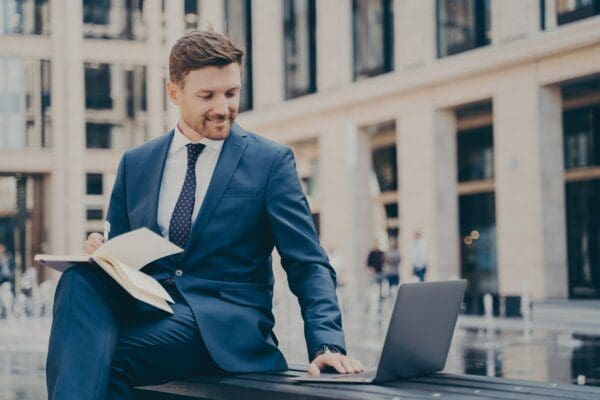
106, 123, 345, 372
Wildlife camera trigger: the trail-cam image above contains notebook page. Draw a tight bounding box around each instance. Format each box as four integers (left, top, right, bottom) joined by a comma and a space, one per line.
94, 228, 182, 270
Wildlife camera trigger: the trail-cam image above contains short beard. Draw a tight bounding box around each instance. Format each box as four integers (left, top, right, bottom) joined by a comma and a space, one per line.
197, 115, 234, 140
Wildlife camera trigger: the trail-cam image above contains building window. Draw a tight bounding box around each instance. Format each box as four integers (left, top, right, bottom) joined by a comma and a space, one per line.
225, 0, 253, 112
283, 0, 316, 99
437, 0, 491, 58
540, 0, 546, 29
455, 101, 496, 315
457, 125, 494, 182
563, 105, 600, 169
86, 123, 112, 149
86, 173, 103, 195
556, 0, 600, 25
126, 67, 147, 115
352, 0, 394, 80
0, 175, 45, 281
83, 0, 146, 40
0, 0, 50, 35
290, 138, 319, 199
184, 0, 200, 31
85, 63, 113, 109
84, 63, 148, 150
460, 192, 498, 315
366, 122, 399, 248
372, 145, 398, 192
300, 158, 319, 198
562, 77, 600, 298
284, 0, 317, 99
85, 172, 104, 223
0, 57, 52, 149
384, 203, 399, 240
566, 179, 600, 298
86, 208, 104, 220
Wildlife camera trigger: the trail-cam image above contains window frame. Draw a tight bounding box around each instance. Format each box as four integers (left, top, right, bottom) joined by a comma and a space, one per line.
352, 0, 394, 80
436, 0, 491, 58
283, 0, 317, 100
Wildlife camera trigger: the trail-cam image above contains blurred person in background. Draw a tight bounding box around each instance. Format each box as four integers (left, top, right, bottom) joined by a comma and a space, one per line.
367, 242, 385, 299
0, 243, 15, 286
411, 230, 428, 282
385, 238, 401, 294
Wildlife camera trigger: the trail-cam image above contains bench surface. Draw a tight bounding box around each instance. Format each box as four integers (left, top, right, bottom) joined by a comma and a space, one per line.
134, 365, 600, 400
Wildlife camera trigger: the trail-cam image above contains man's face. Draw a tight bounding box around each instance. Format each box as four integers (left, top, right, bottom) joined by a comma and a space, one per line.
167, 63, 241, 141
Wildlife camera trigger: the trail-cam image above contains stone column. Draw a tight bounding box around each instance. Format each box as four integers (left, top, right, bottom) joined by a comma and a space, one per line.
200, 0, 225, 32
316, 0, 352, 91
538, 86, 567, 299
251, 0, 284, 109
145, 0, 165, 139
394, 0, 436, 70
50, 0, 86, 253
491, 0, 541, 44
398, 96, 460, 282
164, 0, 185, 127
433, 109, 460, 280
319, 119, 370, 290
48, 0, 67, 255
493, 65, 567, 300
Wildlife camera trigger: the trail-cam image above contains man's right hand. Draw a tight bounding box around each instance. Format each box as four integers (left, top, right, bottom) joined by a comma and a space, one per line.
84, 232, 105, 255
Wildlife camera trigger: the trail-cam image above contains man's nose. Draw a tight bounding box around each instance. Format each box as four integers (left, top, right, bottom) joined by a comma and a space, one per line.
212, 98, 229, 116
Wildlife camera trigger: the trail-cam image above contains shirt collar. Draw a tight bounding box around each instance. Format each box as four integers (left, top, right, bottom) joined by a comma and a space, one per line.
171, 122, 225, 154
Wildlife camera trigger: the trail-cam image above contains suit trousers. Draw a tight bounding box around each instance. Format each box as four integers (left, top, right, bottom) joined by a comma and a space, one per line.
46, 265, 220, 400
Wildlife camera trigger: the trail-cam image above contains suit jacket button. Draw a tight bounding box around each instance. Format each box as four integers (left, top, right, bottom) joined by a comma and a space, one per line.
175, 269, 183, 277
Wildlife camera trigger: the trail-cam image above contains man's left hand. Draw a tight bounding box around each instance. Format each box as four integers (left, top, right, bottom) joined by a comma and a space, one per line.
307, 353, 365, 375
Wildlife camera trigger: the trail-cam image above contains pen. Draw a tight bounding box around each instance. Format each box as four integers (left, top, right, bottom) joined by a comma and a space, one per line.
104, 221, 110, 242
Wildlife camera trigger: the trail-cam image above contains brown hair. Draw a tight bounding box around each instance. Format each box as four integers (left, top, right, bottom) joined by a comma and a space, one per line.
169, 30, 244, 87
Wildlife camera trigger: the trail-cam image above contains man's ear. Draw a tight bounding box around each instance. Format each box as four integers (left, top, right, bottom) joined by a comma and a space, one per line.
166, 80, 181, 106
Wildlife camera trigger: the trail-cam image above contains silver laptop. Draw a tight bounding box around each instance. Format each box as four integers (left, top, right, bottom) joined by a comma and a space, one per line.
292, 280, 467, 383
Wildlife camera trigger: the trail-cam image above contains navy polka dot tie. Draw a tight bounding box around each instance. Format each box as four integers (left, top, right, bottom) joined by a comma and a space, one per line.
169, 143, 205, 248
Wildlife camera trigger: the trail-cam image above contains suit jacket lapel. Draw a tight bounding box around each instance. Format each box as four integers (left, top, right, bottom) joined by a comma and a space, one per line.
181, 124, 247, 259
145, 130, 174, 235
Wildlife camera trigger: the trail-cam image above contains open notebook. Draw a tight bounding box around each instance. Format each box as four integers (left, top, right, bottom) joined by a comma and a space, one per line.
34, 228, 183, 314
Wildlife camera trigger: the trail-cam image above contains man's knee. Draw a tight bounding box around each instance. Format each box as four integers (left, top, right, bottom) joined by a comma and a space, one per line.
53, 264, 110, 315
53, 266, 83, 314
56, 264, 111, 295
58, 264, 97, 286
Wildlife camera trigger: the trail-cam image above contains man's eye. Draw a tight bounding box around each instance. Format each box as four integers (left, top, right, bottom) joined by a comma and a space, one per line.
226, 92, 236, 98
199, 95, 212, 99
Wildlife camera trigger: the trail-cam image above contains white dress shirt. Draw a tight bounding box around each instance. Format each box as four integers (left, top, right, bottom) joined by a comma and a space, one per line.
411, 237, 428, 267
157, 124, 224, 239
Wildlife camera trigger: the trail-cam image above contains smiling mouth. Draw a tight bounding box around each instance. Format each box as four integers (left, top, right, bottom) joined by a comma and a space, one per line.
206, 117, 228, 125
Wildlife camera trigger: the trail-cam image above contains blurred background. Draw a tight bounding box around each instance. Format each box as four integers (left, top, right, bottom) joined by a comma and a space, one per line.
0, 0, 599, 399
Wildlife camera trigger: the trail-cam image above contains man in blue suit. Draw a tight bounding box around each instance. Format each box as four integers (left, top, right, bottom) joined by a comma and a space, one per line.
46, 30, 363, 399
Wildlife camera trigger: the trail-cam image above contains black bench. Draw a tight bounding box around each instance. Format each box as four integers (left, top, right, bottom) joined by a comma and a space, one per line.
134, 364, 600, 400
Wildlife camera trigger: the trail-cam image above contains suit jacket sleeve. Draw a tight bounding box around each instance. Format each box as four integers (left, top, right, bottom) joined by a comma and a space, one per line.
266, 147, 346, 360
106, 153, 132, 240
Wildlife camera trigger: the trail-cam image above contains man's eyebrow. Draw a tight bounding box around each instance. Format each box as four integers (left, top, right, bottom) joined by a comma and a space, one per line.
194, 86, 240, 94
